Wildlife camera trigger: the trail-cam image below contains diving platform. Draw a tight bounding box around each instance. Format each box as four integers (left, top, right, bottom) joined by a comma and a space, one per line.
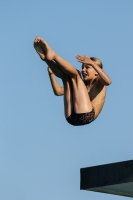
80, 160, 133, 198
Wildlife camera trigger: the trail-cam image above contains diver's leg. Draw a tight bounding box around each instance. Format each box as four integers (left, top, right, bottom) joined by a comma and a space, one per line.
34, 37, 93, 115
34, 38, 65, 79
39, 36, 93, 114
46, 60, 66, 79
37, 37, 78, 78
70, 74, 93, 114
63, 77, 73, 118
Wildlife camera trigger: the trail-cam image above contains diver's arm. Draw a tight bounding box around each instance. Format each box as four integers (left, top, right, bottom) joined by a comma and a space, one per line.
48, 71, 64, 96
89, 61, 112, 86
76, 55, 112, 86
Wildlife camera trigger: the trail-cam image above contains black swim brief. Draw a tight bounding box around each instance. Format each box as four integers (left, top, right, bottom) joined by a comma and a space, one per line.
66, 109, 95, 126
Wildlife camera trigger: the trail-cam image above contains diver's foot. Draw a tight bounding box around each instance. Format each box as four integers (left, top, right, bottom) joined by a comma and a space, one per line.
39, 38, 56, 61
34, 37, 45, 60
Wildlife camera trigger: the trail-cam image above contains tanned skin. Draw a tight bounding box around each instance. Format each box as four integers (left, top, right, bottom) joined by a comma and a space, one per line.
33, 36, 112, 121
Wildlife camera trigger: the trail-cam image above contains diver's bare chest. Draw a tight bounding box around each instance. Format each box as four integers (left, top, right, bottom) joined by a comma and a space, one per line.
88, 85, 99, 100
88, 85, 106, 102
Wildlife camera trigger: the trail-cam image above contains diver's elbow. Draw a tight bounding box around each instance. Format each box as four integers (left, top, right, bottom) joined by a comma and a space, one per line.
106, 79, 112, 86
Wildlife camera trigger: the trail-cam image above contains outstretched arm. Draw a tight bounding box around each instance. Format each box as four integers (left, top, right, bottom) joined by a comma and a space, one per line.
76, 55, 112, 86
48, 67, 64, 96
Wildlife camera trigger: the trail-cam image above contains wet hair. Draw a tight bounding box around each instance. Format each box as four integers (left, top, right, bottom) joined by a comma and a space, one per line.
90, 57, 103, 69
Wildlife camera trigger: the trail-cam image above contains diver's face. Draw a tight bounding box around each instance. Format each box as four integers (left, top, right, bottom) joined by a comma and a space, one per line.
81, 64, 97, 81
